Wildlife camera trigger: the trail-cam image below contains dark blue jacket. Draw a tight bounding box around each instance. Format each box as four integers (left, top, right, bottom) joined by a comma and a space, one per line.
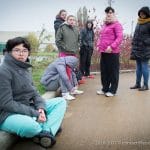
54, 17, 65, 35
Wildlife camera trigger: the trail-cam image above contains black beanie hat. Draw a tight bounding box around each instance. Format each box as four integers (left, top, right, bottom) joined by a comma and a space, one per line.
138, 6, 150, 18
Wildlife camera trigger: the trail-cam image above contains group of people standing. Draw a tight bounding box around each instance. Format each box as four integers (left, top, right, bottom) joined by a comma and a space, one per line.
0, 5, 149, 149
41, 9, 95, 100
44, 6, 150, 98
41, 6, 124, 99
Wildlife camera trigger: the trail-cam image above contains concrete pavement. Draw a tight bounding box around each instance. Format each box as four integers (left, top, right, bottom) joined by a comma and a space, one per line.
12, 72, 150, 150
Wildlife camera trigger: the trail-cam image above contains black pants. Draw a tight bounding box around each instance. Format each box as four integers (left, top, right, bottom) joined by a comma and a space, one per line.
100, 53, 119, 94
80, 46, 93, 76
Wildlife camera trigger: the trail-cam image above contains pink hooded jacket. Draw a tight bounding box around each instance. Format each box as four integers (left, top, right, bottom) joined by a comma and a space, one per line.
97, 21, 123, 53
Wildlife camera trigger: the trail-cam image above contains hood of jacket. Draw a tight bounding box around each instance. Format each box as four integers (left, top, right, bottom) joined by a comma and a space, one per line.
138, 7, 150, 18
58, 56, 78, 69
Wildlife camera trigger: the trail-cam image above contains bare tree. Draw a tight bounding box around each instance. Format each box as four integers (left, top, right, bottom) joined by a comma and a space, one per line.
77, 6, 88, 29
107, 0, 115, 7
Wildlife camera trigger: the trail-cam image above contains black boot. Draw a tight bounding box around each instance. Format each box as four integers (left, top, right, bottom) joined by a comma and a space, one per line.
138, 85, 149, 91
130, 84, 141, 89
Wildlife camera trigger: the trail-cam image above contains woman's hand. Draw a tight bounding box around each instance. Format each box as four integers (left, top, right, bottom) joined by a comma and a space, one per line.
105, 46, 112, 53
37, 108, 46, 122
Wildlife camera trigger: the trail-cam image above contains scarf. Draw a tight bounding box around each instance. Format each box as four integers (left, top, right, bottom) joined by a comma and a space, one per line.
138, 18, 150, 24
104, 15, 117, 24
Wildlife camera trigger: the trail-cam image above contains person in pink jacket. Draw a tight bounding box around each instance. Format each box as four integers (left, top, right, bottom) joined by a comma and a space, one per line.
97, 7, 123, 97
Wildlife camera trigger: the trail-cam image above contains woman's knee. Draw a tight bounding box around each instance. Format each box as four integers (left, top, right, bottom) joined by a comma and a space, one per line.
20, 120, 42, 138
47, 97, 66, 104
45, 97, 67, 110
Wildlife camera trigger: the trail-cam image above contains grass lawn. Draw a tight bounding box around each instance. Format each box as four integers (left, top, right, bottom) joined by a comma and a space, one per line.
31, 52, 58, 94
32, 67, 46, 94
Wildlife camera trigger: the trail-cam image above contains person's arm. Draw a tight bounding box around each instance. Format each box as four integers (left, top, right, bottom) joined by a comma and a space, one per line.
54, 21, 61, 34
55, 27, 66, 51
31, 83, 45, 110
0, 70, 40, 118
110, 23, 123, 50
80, 29, 87, 47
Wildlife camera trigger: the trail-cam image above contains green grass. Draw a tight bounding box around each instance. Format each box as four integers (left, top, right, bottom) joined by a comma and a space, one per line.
31, 52, 57, 94
31, 51, 57, 56
32, 67, 46, 94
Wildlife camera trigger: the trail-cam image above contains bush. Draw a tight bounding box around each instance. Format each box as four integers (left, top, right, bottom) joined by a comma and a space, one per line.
44, 44, 56, 52
26, 33, 39, 52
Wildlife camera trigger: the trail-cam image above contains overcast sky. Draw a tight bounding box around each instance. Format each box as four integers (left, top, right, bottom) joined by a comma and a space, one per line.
0, 0, 149, 34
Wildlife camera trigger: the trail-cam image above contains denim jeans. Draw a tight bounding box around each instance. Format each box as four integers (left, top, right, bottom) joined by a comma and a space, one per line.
136, 60, 149, 87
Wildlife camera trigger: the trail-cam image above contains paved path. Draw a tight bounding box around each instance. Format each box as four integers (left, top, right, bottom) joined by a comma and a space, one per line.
12, 72, 150, 150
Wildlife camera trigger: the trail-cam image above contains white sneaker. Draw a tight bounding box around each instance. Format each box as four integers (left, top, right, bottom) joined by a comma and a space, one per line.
71, 90, 84, 95
62, 93, 75, 101
96, 90, 105, 95
105, 92, 114, 97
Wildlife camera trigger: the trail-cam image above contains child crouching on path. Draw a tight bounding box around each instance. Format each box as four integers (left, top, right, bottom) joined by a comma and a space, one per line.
40, 56, 84, 101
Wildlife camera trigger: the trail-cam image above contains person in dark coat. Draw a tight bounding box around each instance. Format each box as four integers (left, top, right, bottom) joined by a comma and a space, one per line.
79, 20, 95, 78
54, 9, 67, 35
0, 37, 67, 148
130, 6, 150, 91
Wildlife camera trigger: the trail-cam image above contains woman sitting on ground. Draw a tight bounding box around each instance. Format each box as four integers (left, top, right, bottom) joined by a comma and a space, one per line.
0, 37, 67, 148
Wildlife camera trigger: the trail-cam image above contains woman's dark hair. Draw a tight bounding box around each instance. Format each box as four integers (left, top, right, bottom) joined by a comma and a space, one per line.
56, 9, 67, 18
105, 7, 115, 13
86, 20, 94, 29
5, 37, 31, 52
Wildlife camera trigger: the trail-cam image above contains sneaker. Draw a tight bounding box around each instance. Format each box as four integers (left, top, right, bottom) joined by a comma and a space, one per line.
96, 90, 105, 95
78, 79, 86, 85
105, 92, 114, 97
40, 136, 53, 148
87, 75, 95, 79
82, 76, 86, 80
71, 89, 84, 95
62, 93, 75, 100
33, 131, 56, 148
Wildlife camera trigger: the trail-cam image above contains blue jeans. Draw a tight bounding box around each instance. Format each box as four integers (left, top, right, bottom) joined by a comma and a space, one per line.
136, 60, 149, 87
0, 97, 67, 138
